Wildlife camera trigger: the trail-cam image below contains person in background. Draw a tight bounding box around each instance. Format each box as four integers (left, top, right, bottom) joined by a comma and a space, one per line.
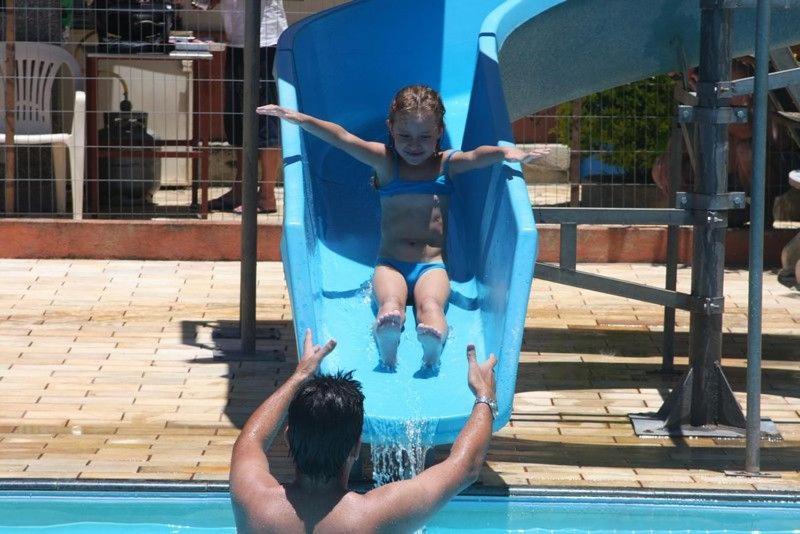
651, 60, 754, 204
778, 170, 800, 289
229, 329, 499, 533
650, 58, 797, 229
198, 0, 286, 213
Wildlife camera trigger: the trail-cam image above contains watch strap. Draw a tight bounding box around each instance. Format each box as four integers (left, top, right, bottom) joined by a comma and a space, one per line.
474, 395, 498, 419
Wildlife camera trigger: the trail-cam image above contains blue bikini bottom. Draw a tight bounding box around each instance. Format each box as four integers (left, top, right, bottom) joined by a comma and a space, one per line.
375, 257, 447, 292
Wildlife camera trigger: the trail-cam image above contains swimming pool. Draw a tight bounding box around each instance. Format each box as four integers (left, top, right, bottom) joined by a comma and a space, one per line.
1, 488, 799, 533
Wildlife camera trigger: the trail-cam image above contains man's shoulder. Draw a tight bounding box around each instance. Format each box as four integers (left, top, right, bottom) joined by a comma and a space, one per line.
233, 485, 295, 533
232, 482, 285, 510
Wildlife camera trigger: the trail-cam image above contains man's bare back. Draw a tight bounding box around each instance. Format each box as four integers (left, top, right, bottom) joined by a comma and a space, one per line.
229, 330, 497, 534
233, 483, 368, 533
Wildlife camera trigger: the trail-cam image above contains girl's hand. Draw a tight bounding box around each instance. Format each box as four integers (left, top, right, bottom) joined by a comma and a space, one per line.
502, 146, 550, 164
293, 329, 337, 383
256, 104, 302, 124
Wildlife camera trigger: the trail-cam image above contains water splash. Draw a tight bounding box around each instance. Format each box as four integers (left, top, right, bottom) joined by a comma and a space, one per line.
358, 278, 373, 305
369, 418, 436, 486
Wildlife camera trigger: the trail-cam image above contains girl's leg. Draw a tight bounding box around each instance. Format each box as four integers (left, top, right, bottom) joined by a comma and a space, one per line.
413, 269, 450, 367
373, 265, 408, 368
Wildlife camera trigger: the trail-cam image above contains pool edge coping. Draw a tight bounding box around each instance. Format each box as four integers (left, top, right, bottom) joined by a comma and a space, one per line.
1, 479, 799, 503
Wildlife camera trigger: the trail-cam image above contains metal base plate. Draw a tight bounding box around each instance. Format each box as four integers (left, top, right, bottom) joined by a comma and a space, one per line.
212, 326, 281, 340
723, 470, 782, 478
630, 414, 782, 440
211, 349, 285, 361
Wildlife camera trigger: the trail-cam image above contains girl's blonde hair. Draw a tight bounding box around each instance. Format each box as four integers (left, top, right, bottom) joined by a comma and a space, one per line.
387, 85, 445, 128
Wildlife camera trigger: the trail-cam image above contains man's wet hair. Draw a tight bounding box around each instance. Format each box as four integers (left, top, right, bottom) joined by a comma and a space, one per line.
287, 370, 364, 482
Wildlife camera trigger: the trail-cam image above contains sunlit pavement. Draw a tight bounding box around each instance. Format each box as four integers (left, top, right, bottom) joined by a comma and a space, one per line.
0, 259, 798, 490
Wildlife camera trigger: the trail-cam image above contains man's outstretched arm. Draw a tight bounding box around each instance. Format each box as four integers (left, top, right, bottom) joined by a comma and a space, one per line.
362, 345, 497, 532
230, 330, 336, 497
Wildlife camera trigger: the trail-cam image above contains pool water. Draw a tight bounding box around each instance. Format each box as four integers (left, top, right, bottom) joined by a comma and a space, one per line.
1, 492, 799, 533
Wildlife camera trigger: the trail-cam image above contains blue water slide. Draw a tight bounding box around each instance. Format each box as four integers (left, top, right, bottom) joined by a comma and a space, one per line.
276, 0, 800, 446
276, 0, 534, 445
495, 0, 800, 118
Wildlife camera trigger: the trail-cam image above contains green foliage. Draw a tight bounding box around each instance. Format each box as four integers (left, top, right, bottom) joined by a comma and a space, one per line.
556, 76, 674, 171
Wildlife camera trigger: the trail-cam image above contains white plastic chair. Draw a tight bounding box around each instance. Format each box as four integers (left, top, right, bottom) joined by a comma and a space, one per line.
0, 42, 85, 219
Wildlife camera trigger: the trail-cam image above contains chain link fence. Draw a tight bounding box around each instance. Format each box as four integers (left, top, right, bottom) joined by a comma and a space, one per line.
518, 62, 800, 229
0, 0, 348, 221
0, 3, 798, 227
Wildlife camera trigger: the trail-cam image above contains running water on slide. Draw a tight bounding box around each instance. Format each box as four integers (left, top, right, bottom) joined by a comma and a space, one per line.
275, 0, 800, 461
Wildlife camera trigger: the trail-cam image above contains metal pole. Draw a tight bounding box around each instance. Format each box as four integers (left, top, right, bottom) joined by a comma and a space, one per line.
3, 0, 15, 213
662, 123, 683, 372
745, 0, 771, 474
689, 0, 730, 427
239, 1, 260, 353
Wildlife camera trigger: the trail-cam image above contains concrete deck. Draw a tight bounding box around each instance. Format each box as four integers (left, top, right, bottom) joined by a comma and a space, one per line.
0, 259, 798, 491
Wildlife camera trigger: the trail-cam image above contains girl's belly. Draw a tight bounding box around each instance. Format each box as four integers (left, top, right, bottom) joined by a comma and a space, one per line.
378, 236, 444, 263
378, 195, 449, 262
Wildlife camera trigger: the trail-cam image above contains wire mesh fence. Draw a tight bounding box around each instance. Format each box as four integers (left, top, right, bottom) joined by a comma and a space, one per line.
0, 2, 798, 228
518, 71, 800, 229
516, 77, 674, 211
0, 0, 349, 222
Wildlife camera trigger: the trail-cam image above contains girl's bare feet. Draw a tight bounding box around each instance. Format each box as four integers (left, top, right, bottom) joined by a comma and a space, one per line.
375, 310, 403, 368
417, 323, 445, 368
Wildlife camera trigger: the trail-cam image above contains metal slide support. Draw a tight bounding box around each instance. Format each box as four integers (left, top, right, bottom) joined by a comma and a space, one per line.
239, 0, 260, 353
769, 48, 800, 105
688, 2, 733, 427
559, 224, 577, 271
744, 0, 771, 475
631, 0, 780, 440
533, 208, 693, 225
637, 0, 747, 435
661, 124, 684, 373
535, 263, 706, 311
727, 66, 800, 95
527, 1, 785, 442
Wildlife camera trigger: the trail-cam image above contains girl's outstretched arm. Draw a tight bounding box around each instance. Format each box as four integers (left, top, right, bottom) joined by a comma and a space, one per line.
257, 104, 388, 171
448, 145, 550, 176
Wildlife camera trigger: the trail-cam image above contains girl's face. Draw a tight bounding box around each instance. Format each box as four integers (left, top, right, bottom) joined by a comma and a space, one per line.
388, 112, 442, 166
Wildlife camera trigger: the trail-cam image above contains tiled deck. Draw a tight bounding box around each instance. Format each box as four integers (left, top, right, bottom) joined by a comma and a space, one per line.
0, 259, 798, 491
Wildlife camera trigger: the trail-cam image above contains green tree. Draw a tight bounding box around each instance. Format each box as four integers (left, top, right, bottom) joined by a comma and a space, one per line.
556, 76, 674, 172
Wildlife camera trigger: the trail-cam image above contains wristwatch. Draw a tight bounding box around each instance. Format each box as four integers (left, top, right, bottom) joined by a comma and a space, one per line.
474, 395, 498, 420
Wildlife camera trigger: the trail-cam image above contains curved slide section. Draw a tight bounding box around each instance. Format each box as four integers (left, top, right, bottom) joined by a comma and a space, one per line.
276, 0, 534, 445
277, 0, 800, 446
496, 0, 800, 119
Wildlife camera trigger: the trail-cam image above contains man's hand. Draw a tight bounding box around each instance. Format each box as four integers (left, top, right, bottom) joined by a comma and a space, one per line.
257, 104, 303, 124
293, 329, 337, 382
501, 146, 550, 164
466, 344, 496, 400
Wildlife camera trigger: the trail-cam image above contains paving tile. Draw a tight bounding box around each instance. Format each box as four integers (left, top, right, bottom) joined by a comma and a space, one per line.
0, 260, 798, 492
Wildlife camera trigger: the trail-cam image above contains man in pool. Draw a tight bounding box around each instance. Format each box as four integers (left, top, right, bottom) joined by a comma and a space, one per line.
229, 329, 498, 533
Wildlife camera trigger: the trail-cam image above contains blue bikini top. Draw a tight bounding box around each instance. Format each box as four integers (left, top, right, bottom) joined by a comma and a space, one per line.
375, 150, 459, 197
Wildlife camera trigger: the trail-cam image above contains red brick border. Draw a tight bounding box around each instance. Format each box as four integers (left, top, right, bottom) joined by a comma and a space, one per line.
0, 219, 281, 261
0, 219, 794, 266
